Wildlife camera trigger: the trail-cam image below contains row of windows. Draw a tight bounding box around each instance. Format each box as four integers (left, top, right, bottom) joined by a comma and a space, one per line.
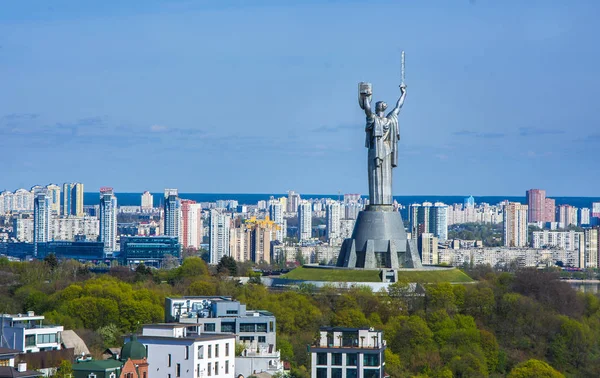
167, 361, 230, 378
316, 368, 380, 378
168, 343, 230, 362
204, 322, 270, 333
25, 333, 58, 347
316, 353, 379, 367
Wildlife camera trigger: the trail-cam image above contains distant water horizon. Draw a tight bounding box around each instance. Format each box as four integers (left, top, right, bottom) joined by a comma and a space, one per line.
83, 192, 600, 209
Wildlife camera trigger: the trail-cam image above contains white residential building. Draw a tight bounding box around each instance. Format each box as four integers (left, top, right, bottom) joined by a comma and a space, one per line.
326, 202, 341, 243
13, 218, 34, 243
210, 210, 231, 265
310, 327, 386, 378
50, 216, 99, 241
136, 324, 235, 378
298, 201, 312, 242
503, 203, 528, 247
141, 191, 154, 209
0, 312, 64, 354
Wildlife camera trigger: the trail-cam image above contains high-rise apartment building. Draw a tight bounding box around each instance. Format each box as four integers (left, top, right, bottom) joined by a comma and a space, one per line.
532, 230, 585, 268
45, 184, 61, 214
33, 189, 52, 255
409, 202, 448, 241
544, 198, 556, 223
269, 202, 286, 242
141, 191, 154, 209
209, 209, 231, 265
325, 201, 341, 242
503, 202, 528, 247
164, 189, 181, 241
246, 217, 277, 264
558, 205, 578, 228
526, 189, 546, 223
287, 190, 301, 213
580, 208, 591, 226
420, 233, 439, 265
62, 182, 84, 216
99, 187, 117, 253
181, 200, 202, 249
584, 228, 599, 268
298, 201, 312, 242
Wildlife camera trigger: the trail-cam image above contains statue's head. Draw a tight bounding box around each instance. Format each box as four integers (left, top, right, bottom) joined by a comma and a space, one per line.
375, 101, 387, 113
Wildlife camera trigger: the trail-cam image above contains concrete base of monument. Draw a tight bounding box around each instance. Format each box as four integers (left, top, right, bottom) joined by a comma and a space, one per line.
336, 205, 423, 269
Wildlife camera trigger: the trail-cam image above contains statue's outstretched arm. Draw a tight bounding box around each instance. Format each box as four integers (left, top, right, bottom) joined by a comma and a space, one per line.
363, 95, 373, 118
389, 86, 407, 117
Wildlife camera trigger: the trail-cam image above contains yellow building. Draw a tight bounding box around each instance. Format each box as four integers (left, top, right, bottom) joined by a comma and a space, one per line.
229, 216, 279, 264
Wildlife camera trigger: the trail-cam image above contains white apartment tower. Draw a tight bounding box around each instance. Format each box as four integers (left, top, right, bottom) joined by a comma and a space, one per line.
45, 184, 61, 214
298, 201, 312, 242
269, 202, 286, 242
503, 203, 528, 247
210, 209, 231, 265
141, 190, 154, 209
99, 187, 118, 253
326, 201, 341, 242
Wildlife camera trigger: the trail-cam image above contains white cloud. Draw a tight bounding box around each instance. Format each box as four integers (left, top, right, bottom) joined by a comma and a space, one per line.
150, 124, 168, 132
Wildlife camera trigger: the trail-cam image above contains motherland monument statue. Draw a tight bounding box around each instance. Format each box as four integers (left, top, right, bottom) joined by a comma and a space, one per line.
337, 52, 422, 270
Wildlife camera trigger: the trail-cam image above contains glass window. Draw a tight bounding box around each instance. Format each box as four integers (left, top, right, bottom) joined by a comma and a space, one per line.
168, 354, 172, 367
258, 336, 266, 343
25, 335, 36, 347
226, 310, 238, 314
363, 369, 380, 378
221, 323, 235, 333
215, 362, 219, 374
37, 333, 57, 344
346, 354, 357, 366
240, 324, 255, 332
185, 346, 189, 360
225, 343, 230, 357
225, 361, 229, 374
198, 345, 204, 359
197, 364, 200, 377
316, 368, 327, 378
176, 363, 181, 378
331, 368, 342, 378
316, 353, 328, 366
346, 369, 358, 378
204, 323, 216, 332
240, 336, 254, 342
256, 323, 267, 332
269, 321, 274, 332
332, 353, 342, 366
207, 363, 211, 377
215, 345, 219, 358
364, 353, 380, 367
208, 345, 212, 358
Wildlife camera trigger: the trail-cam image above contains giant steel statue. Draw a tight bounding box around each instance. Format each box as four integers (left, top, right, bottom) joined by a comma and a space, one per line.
359, 53, 407, 205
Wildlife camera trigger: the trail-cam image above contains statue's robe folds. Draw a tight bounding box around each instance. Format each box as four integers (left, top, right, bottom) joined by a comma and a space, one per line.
365, 112, 399, 205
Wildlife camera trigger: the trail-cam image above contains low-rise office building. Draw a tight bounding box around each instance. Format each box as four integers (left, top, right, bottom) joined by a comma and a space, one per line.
133, 324, 235, 378
309, 327, 386, 378
120, 236, 180, 266
164, 297, 282, 377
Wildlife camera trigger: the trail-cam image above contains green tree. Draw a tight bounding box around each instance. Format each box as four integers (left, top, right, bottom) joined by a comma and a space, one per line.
43, 253, 58, 271
507, 359, 564, 378
217, 256, 237, 276
187, 280, 216, 296
97, 323, 121, 348
179, 256, 209, 278
54, 360, 73, 378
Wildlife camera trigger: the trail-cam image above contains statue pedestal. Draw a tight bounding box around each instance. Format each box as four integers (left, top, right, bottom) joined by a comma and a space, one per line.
336, 205, 422, 269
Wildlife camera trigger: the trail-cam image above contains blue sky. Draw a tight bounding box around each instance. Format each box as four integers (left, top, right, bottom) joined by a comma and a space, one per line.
1, 0, 598, 196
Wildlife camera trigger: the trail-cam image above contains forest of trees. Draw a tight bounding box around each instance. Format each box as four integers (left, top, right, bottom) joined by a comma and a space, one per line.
0, 256, 598, 377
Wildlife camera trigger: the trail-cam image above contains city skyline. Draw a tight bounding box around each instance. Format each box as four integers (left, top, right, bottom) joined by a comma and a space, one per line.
1, 1, 599, 195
